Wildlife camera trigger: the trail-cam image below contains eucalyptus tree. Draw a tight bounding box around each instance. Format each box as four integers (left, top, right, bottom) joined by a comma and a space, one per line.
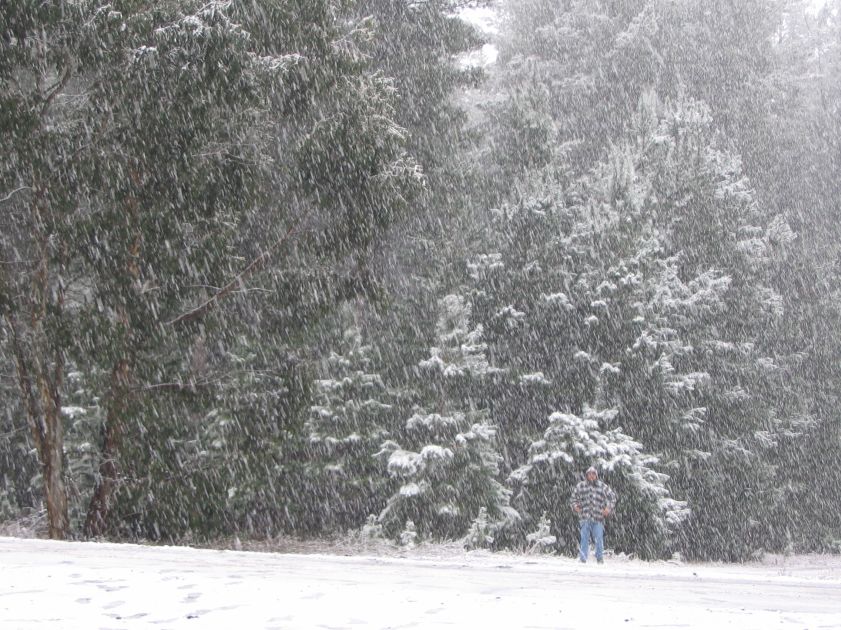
79, 0, 424, 540
1, 0, 423, 540
0, 0, 98, 538
0, 338, 37, 521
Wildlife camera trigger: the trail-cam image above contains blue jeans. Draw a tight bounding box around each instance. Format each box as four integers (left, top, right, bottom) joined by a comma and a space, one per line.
579, 519, 604, 562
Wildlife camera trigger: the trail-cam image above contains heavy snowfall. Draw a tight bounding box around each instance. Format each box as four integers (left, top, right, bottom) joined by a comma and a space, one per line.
4, 2, 841, 626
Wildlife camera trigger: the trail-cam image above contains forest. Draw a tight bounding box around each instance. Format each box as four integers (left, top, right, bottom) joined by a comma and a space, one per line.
1, 0, 840, 562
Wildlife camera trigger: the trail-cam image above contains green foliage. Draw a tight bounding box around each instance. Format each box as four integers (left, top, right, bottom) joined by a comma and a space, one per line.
510, 407, 683, 559
104, 348, 310, 540
483, 0, 832, 560
353, 0, 482, 168
2, 0, 841, 561
377, 410, 515, 541
463, 506, 495, 550
1, 0, 425, 540
377, 294, 516, 542
299, 313, 406, 533
525, 512, 556, 554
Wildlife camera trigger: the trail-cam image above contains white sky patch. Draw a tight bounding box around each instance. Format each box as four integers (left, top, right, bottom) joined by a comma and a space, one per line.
458, 43, 499, 69
458, 5, 501, 68
2, 537, 841, 629
806, 0, 839, 18
459, 6, 501, 35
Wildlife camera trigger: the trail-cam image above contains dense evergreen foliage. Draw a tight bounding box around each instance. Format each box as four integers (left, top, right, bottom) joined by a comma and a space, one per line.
2, 0, 840, 561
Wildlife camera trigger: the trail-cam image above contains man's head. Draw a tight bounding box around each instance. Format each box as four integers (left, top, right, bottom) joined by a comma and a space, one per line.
585, 466, 598, 481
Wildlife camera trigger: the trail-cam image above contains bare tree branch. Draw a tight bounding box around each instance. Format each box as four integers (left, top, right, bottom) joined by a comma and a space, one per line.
40, 66, 72, 119
0, 187, 32, 204
166, 214, 309, 328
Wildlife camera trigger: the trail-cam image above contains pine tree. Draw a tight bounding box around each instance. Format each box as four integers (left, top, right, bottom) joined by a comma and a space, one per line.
301, 308, 405, 533
622, 96, 799, 559
479, 0, 825, 559
491, 0, 650, 174
377, 294, 516, 541
511, 406, 685, 558
754, 1, 841, 552
463, 506, 495, 550
525, 512, 556, 554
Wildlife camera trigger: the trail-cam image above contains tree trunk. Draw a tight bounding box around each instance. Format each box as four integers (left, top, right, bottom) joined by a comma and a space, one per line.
4, 193, 71, 539
41, 380, 70, 539
0, 21, 77, 541
85, 211, 142, 538
5, 312, 70, 539
84, 359, 130, 537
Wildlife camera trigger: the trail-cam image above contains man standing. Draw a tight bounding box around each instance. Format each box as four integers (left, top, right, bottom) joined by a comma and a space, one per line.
570, 466, 616, 564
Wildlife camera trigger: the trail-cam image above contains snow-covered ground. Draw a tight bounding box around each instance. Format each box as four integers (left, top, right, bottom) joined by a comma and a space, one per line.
2, 537, 841, 629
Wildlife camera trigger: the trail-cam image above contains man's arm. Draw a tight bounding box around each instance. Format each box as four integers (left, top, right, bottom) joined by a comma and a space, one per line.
570, 484, 582, 513
602, 484, 617, 516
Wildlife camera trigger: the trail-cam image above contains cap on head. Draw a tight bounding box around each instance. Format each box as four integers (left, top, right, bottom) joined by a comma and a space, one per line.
586, 466, 598, 476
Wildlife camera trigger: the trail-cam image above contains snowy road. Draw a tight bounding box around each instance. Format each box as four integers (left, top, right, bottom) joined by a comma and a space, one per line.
2, 537, 840, 629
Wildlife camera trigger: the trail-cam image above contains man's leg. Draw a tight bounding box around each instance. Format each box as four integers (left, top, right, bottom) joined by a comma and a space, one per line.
579, 520, 591, 562
593, 520, 605, 563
